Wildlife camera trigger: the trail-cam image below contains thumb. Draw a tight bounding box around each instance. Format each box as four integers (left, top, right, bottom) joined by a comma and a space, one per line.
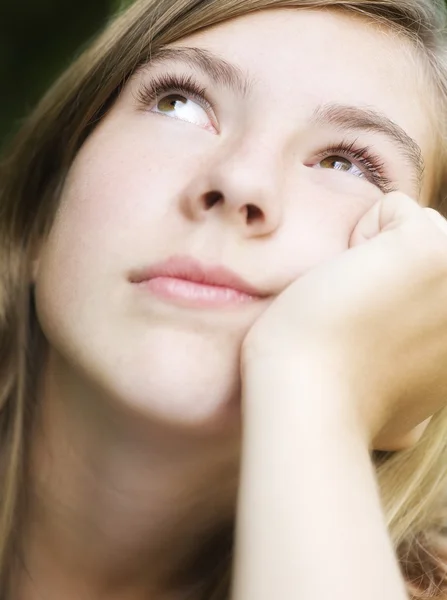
349, 192, 423, 248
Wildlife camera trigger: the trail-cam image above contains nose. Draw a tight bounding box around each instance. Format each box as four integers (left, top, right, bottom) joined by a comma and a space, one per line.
179, 138, 285, 237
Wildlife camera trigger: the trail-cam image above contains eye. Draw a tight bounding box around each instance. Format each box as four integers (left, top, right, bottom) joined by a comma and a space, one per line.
135, 73, 216, 131
152, 93, 211, 128
312, 140, 396, 193
317, 155, 363, 178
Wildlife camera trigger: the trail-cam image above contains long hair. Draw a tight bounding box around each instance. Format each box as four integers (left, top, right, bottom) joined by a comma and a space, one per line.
1, 1, 447, 598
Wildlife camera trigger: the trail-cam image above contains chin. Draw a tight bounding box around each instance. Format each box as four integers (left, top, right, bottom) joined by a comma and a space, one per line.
87, 329, 243, 434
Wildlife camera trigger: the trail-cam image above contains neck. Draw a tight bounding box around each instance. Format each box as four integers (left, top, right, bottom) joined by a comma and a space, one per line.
14, 349, 240, 600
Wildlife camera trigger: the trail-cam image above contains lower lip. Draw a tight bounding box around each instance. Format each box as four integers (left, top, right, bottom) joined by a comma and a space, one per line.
136, 277, 258, 307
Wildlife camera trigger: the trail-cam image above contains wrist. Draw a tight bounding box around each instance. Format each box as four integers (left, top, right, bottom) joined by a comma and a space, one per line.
241, 353, 370, 448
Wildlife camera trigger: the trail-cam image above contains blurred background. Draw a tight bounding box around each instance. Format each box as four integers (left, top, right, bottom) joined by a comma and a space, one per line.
0, 0, 129, 147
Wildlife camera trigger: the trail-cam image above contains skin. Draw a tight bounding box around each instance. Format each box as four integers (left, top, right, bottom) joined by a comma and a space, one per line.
20, 7, 439, 600
232, 194, 447, 600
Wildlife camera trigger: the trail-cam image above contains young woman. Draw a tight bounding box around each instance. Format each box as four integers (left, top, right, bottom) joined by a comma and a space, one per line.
1, 0, 447, 599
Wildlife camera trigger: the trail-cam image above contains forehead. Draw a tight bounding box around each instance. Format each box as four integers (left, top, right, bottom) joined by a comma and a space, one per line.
176, 9, 423, 113
165, 8, 436, 203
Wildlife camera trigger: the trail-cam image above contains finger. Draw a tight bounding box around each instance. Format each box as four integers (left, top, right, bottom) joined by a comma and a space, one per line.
424, 207, 447, 235
349, 192, 422, 248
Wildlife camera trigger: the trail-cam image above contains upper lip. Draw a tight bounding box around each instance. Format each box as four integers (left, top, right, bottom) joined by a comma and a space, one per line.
130, 255, 269, 298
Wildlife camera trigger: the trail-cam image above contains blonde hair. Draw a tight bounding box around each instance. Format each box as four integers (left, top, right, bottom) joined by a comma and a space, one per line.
1, 0, 447, 598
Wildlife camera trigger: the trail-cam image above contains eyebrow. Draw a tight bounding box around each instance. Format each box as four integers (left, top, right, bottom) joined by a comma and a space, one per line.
146, 46, 254, 97
145, 46, 426, 192
311, 103, 425, 192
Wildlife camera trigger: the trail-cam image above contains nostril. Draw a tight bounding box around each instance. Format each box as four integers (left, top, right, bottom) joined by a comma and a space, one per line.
201, 193, 263, 224
204, 190, 223, 209
246, 204, 263, 223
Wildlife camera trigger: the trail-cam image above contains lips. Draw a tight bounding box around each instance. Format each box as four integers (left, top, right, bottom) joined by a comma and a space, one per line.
129, 254, 268, 298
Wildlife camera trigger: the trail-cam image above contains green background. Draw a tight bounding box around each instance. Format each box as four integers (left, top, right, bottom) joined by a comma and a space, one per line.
0, 0, 126, 146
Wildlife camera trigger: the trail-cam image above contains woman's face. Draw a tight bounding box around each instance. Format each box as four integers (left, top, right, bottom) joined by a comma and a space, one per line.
33, 8, 435, 434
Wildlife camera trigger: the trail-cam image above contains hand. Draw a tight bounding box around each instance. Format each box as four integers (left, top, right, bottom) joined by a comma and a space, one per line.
241, 193, 447, 451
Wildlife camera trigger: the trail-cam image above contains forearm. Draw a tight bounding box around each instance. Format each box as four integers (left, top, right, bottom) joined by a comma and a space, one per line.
231, 358, 408, 600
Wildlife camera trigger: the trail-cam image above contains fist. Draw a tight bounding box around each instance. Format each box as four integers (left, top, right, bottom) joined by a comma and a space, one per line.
241, 193, 447, 451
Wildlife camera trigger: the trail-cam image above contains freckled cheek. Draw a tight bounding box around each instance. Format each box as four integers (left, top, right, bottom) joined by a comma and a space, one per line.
42, 129, 201, 279
59, 130, 189, 226
90, 125, 200, 209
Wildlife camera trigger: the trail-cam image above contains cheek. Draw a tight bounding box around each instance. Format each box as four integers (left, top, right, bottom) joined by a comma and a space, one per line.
279, 177, 381, 273
59, 139, 164, 240
43, 122, 195, 274
33, 119, 202, 333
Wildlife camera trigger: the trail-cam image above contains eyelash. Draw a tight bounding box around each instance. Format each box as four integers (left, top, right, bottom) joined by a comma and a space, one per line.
135, 72, 396, 193
315, 139, 396, 193
135, 72, 216, 115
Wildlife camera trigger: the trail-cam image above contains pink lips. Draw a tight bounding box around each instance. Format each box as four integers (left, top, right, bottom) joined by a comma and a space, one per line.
130, 255, 267, 307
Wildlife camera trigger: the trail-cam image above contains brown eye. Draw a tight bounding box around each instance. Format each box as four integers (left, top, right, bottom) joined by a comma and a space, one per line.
151, 92, 211, 129
313, 142, 395, 192
320, 156, 353, 172
157, 94, 188, 113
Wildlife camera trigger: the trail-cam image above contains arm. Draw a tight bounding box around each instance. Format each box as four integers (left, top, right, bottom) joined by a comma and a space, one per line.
230, 358, 409, 600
